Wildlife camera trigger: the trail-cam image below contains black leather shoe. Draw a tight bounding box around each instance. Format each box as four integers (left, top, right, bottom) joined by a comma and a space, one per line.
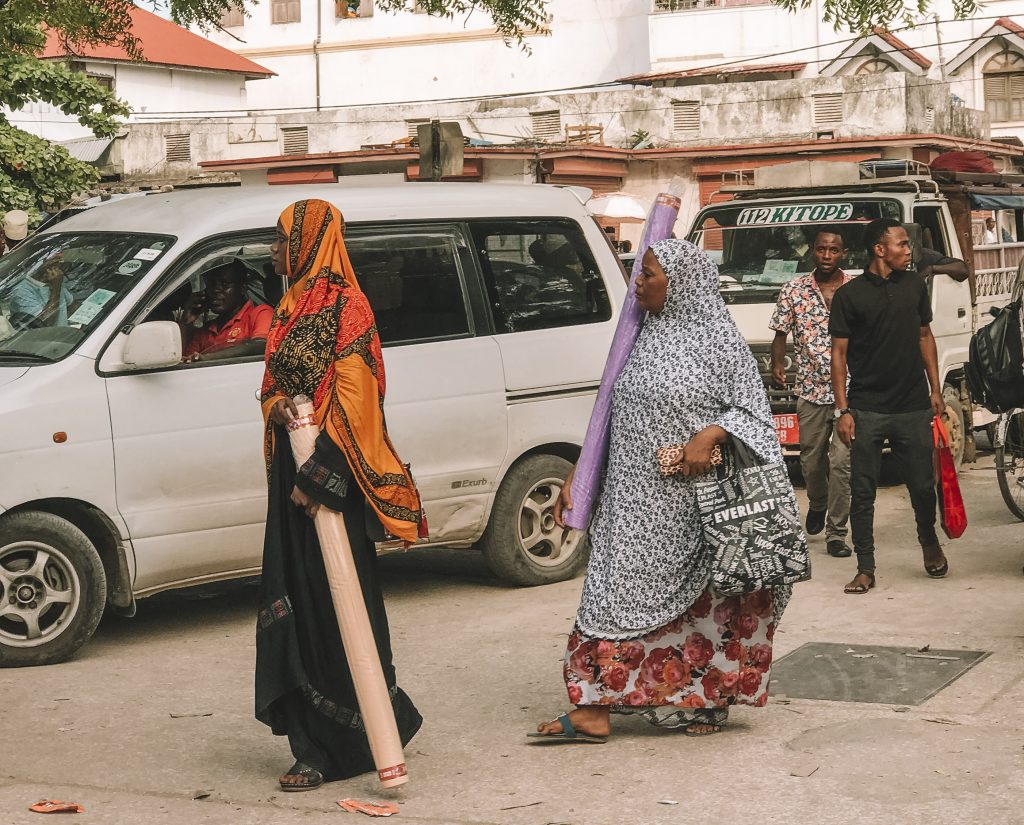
805, 509, 827, 536
827, 539, 852, 558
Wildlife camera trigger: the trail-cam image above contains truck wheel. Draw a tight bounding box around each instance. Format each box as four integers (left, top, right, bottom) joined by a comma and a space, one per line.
480, 455, 588, 586
0, 512, 107, 667
941, 387, 966, 469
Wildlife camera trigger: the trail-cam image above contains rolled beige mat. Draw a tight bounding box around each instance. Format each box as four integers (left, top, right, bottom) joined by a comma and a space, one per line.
286, 396, 408, 788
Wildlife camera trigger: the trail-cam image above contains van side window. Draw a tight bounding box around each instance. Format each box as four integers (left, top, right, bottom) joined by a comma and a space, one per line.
470, 220, 612, 333
345, 230, 471, 345
138, 238, 277, 365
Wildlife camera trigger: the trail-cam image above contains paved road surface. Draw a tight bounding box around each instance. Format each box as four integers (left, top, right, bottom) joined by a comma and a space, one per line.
2, 455, 1022, 825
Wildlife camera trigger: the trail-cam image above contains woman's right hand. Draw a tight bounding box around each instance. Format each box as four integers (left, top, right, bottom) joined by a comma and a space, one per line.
554, 466, 576, 528
269, 397, 299, 426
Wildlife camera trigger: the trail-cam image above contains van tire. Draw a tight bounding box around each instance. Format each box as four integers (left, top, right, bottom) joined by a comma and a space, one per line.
480, 454, 588, 586
942, 386, 966, 469
0, 512, 107, 668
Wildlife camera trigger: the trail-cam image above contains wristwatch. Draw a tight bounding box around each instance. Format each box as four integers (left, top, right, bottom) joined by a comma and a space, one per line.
833, 407, 851, 419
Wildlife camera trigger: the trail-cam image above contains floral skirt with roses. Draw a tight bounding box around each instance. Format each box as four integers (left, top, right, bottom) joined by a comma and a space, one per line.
563, 588, 777, 709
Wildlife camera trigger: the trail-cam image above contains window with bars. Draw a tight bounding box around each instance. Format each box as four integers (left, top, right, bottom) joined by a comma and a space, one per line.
812, 93, 843, 126
671, 100, 700, 133
530, 110, 562, 141
165, 133, 191, 164
220, 4, 244, 26
983, 51, 1024, 123
281, 126, 310, 155
271, 0, 300, 24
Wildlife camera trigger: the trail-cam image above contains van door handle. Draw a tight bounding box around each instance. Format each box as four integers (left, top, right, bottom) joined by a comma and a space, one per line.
957, 307, 967, 318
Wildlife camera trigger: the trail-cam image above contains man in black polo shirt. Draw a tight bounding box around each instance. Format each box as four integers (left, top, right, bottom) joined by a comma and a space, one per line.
829, 218, 947, 595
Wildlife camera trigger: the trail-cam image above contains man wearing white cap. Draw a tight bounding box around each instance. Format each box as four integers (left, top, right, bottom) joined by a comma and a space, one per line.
1, 210, 29, 255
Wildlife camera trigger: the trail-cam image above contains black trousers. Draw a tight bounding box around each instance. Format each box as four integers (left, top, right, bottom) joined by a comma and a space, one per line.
849, 408, 938, 572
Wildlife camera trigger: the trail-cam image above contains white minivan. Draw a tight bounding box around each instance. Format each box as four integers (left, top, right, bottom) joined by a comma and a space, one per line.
0, 183, 626, 666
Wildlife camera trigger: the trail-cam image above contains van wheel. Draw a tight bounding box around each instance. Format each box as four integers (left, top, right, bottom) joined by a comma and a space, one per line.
480, 455, 588, 586
0, 512, 107, 667
942, 387, 966, 469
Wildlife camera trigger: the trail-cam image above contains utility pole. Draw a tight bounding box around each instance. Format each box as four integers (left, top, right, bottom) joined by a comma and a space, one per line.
934, 14, 947, 81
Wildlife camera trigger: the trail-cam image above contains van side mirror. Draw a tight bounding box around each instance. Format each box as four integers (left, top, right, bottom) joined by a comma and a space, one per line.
123, 321, 182, 369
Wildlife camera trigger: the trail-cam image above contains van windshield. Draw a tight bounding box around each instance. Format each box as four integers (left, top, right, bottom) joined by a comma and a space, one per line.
688, 198, 902, 304
0, 232, 173, 361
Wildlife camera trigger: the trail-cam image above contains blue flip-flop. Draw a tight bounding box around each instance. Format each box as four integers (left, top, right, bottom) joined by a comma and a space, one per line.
526, 712, 607, 744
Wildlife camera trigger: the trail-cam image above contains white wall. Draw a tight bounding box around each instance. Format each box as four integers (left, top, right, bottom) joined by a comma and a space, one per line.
648, 3, 822, 72
6, 60, 252, 143
200, 0, 651, 110
646, 0, 1024, 140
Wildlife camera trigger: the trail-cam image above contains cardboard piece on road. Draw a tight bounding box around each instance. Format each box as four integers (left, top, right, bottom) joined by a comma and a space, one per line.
338, 799, 400, 817
29, 800, 85, 814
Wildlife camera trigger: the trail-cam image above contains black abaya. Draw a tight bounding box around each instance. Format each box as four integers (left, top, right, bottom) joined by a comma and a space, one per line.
255, 427, 422, 781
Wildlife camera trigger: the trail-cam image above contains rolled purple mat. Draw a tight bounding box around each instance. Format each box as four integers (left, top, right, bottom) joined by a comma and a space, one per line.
565, 185, 684, 530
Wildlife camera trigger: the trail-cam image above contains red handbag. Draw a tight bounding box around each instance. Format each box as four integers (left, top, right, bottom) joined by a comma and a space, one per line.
932, 417, 967, 539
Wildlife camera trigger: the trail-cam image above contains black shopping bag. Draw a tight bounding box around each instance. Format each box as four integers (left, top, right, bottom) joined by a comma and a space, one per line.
694, 439, 810, 595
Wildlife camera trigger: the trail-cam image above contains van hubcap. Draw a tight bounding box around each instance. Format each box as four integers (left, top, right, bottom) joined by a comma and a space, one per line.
517, 477, 582, 568
0, 543, 79, 648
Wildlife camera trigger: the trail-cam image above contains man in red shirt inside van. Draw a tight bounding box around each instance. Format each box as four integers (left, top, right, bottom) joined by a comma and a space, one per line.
181, 260, 273, 362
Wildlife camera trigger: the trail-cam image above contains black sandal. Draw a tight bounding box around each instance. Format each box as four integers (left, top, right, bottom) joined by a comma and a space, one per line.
279, 761, 324, 792
844, 570, 875, 594
921, 544, 949, 578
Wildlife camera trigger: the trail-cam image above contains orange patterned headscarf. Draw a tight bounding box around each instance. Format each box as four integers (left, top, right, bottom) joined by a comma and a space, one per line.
260, 199, 422, 543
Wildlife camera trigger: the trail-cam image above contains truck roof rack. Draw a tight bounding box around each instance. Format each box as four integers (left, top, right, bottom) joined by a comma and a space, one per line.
716, 158, 940, 199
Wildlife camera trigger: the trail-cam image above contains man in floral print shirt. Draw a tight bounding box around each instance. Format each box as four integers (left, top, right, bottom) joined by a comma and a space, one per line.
770, 229, 853, 558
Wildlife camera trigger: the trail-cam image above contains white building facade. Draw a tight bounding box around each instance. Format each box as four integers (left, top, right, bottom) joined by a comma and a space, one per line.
7, 7, 271, 155
195, 0, 1024, 144
199, 0, 652, 111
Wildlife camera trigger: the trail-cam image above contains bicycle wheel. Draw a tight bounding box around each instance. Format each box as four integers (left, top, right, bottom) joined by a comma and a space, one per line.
996, 410, 1024, 521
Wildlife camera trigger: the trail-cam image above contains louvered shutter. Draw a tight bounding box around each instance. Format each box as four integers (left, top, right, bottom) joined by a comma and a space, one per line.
1010, 73, 1024, 121
672, 100, 700, 134
407, 119, 428, 138
165, 134, 191, 164
985, 74, 1008, 122
281, 126, 309, 155
812, 93, 843, 126
530, 110, 562, 141
272, 0, 300, 23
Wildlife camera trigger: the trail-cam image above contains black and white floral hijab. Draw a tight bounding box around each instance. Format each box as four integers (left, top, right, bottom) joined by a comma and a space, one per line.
644, 238, 781, 465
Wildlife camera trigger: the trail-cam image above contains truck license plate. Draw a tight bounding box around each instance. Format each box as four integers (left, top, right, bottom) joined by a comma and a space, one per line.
773, 414, 799, 445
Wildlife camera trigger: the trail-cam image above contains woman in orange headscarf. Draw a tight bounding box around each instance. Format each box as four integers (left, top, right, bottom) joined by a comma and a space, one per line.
255, 199, 423, 791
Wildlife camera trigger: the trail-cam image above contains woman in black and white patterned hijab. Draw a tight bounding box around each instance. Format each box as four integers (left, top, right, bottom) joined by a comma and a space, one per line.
533, 239, 792, 743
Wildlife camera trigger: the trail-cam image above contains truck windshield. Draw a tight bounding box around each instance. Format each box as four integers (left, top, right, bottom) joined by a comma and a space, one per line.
0, 232, 174, 361
688, 199, 902, 304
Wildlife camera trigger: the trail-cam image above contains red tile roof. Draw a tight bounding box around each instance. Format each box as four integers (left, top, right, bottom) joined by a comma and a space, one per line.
996, 16, 1024, 36
871, 27, 931, 69
619, 62, 806, 85
41, 7, 273, 78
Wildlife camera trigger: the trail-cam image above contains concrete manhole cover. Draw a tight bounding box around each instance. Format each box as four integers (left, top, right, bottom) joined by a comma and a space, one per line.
771, 643, 989, 705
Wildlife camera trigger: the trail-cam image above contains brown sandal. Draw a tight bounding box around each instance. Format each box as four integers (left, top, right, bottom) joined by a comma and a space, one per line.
844, 570, 875, 594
